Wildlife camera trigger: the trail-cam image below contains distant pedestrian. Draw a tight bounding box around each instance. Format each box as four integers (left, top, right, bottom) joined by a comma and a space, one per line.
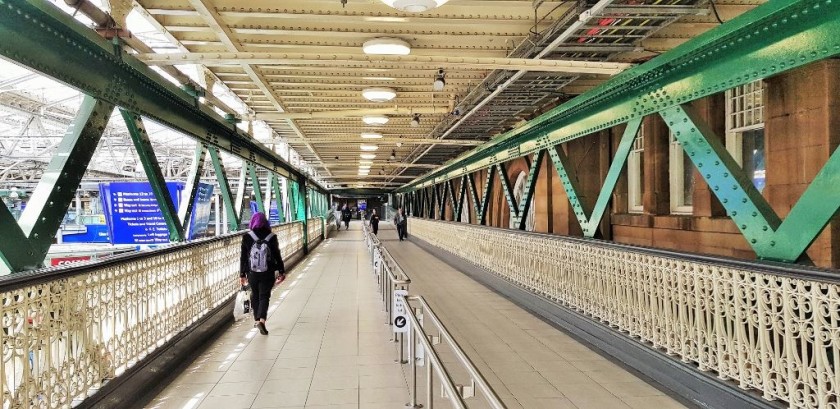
240, 212, 285, 335
342, 204, 352, 230
333, 205, 341, 230
393, 207, 407, 241
369, 209, 380, 235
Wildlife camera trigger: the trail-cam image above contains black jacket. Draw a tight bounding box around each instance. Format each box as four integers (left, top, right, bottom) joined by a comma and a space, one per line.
370, 214, 380, 227
342, 208, 352, 221
240, 228, 285, 277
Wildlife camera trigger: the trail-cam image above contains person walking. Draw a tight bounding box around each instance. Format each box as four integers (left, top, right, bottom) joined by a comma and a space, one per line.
240, 212, 285, 335
342, 204, 352, 230
398, 207, 408, 240
333, 204, 342, 230
369, 209, 380, 235
393, 207, 406, 241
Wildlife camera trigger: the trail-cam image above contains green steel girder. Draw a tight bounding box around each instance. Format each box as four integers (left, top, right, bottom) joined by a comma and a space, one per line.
270, 174, 285, 224
402, 0, 840, 191
297, 177, 308, 254
2, 96, 115, 273
436, 183, 446, 220
121, 110, 184, 242
0, 0, 327, 194
467, 173, 481, 223
478, 166, 495, 225
287, 180, 297, 221
234, 161, 249, 225
248, 163, 265, 214
514, 150, 545, 231
208, 147, 240, 232
548, 118, 642, 238
454, 175, 468, 223
661, 105, 840, 262
497, 162, 518, 219
178, 143, 208, 236
446, 179, 457, 221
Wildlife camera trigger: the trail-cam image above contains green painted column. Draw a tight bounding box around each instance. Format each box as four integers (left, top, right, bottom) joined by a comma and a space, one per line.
208, 148, 240, 232
2, 96, 115, 273
178, 143, 208, 238
271, 174, 286, 224
248, 163, 265, 213
297, 177, 309, 254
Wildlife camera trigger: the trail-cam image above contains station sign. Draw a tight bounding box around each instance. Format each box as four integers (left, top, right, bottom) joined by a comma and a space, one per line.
392, 289, 409, 333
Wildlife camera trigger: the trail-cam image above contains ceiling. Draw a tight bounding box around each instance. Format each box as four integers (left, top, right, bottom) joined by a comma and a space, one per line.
132, 0, 766, 190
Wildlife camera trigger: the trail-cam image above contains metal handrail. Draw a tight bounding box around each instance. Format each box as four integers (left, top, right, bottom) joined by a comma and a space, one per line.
360, 223, 506, 409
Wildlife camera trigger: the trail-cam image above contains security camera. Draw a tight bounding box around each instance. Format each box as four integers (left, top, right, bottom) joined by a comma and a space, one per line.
452, 108, 461, 117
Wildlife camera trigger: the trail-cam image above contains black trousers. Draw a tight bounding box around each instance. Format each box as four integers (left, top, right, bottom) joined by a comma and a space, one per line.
247, 270, 274, 321
372, 223, 379, 235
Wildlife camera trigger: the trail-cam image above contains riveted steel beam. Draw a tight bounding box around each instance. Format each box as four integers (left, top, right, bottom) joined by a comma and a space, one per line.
248, 163, 265, 213
402, 0, 840, 191
514, 150, 545, 231
178, 143, 208, 236
121, 110, 184, 242
548, 118, 642, 238
0, 0, 326, 194
208, 147, 240, 232
454, 175, 468, 223
497, 162, 518, 219
661, 105, 840, 262
478, 166, 495, 226
3, 96, 114, 273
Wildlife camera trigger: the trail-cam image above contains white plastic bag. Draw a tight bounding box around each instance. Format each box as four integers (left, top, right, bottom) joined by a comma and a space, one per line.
233, 287, 251, 321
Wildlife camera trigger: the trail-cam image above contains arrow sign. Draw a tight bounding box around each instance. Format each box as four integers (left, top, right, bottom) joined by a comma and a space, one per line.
392, 289, 409, 333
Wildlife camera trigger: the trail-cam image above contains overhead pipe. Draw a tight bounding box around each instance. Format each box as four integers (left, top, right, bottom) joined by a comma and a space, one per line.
64, 0, 115, 28
395, 0, 619, 181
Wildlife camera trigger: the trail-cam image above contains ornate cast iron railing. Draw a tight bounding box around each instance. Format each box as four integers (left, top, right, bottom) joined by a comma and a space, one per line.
0, 221, 304, 409
307, 217, 323, 245
409, 218, 840, 409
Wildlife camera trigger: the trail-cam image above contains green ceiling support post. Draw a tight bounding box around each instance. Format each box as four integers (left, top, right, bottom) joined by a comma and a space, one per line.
467, 173, 480, 223
287, 180, 298, 221
7, 95, 114, 272
661, 104, 840, 262
270, 174, 285, 224
437, 183, 447, 220
234, 161, 248, 226
514, 150, 546, 231
497, 162, 518, 219
178, 143, 208, 238
479, 166, 496, 225
426, 187, 434, 219
297, 177, 309, 254
208, 147, 240, 232
123, 109, 184, 242
248, 163, 265, 213
446, 180, 457, 221
454, 175, 468, 223
548, 118, 642, 238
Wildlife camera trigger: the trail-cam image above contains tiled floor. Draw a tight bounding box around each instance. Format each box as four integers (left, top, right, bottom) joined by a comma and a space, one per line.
148, 222, 687, 409
379, 224, 688, 409
147, 226, 409, 409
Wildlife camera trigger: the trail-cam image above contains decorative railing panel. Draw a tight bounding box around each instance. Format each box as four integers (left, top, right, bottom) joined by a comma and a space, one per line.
409, 218, 840, 408
307, 218, 323, 244
0, 221, 304, 409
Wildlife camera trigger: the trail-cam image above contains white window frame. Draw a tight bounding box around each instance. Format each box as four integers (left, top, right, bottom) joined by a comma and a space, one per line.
669, 132, 694, 215
725, 80, 765, 164
627, 123, 645, 213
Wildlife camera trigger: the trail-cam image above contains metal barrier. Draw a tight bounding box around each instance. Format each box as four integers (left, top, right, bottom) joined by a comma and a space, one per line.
361, 224, 506, 409
408, 217, 840, 409
0, 221, 305, 409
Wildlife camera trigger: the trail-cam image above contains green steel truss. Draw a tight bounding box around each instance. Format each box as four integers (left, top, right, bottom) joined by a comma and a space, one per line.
121, 110, 185, 242
208, 147, 241, 233
514, 151, 545, 231
0, 96, 113, 273
178, 144, 208, 237
454, 176, 468, 223
397, 0, 840, 262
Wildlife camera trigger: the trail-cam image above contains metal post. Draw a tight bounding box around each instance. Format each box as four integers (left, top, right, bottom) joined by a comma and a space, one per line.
214, 193, 220, 235
426, 362, 434, 409
409, 327, 419, 408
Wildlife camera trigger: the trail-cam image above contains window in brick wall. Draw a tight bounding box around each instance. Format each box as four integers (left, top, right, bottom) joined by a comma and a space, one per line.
627, 123, 645, 213
670, 132, 695, 214
726, 81, 766, 192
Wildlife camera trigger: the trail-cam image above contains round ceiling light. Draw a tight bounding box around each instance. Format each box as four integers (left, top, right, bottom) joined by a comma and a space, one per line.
362, 115, 389, 125
380, 0, 449, 12
360, 144, 379, 151
361, 132, 383, 139
362, 87, 397, 102
362, 37, 411, 55
360, 153, 377, 160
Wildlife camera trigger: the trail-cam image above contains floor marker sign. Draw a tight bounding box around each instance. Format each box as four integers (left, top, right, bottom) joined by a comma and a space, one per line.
392, 289, 409, 333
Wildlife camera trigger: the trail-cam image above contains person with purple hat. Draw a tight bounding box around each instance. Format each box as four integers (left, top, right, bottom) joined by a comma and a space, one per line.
240, 212, 285, 335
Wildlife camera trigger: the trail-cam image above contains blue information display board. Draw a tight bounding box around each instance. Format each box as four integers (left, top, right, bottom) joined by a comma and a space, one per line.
100, 182, 183, 245
188, 183, 214, 239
